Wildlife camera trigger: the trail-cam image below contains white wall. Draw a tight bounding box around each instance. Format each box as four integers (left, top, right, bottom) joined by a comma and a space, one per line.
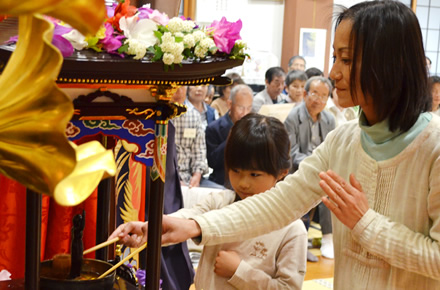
195, 0, 285, 84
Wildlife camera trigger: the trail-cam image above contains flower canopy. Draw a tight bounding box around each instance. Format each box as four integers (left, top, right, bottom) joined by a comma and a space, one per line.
8, 0, 248, 70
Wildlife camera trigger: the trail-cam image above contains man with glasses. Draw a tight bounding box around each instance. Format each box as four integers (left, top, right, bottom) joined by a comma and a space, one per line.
284, 76, 335, 262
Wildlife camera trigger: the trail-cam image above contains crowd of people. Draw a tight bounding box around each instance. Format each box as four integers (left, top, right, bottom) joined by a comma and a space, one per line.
109, 1, 440, 289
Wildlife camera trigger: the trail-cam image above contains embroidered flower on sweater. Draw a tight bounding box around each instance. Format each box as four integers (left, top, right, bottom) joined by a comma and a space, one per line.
250, 241, 268, 259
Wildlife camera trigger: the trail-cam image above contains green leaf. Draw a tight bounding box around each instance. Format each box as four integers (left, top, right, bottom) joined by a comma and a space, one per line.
164, 64, 169, 72
175, 36, 184, 43
152, 46, 163, 61
118, 43, 129, 53
87, 37, 99, 47
154, 31, 163, 44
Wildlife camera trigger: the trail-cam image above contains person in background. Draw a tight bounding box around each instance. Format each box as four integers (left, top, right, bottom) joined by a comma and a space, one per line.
113, 113, 308, 290
206, 85, 253, 187
288, 55, 306, 71
145, 90, 195, 289
284, 76, 335, 261
326, 78, 358, 126
284, 70, 308, 103
252, 67, 286, 113
305, 67, 324, 79
186, 85, 219, 131
430, 75, 440, 116
204, 85, 215, 105
211, 73, 245, 117
172, 86, 211, 188
426, 56, 432, 73
111, 2, 440, 289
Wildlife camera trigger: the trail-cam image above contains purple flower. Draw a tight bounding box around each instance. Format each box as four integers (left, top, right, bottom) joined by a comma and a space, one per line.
107, 2, 118, 18
52, 22, 74, 57
101, 23, 124, 52
135, 269, 162, 289
208, 17, 242, 54
138, 7, 153, 20
135, 269, 146, 287
52, 35, 74, 57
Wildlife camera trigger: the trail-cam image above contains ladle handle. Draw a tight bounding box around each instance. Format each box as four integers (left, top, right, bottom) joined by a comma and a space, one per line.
83, 237, 120, 255
98, 243, 147, 279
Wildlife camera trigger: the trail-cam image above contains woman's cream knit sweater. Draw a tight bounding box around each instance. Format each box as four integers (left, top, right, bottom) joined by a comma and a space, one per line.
193, 115, 440, 289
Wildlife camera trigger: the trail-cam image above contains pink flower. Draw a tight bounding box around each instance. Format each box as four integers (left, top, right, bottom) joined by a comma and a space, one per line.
148, 9, 169, 26
208, 17, 242, 54
101, 23, 124, 52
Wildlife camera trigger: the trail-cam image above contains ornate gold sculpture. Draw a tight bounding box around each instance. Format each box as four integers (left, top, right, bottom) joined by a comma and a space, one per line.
0, 0, 116, 206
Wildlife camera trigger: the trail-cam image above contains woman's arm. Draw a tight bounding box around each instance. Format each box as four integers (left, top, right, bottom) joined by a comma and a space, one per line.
190, 130, 333, 246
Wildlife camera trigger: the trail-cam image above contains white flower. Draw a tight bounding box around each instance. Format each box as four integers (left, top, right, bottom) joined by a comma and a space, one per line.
200, 37, 215, 50
194, 45, 208, 58
192, 30, 206, 43
183, 34, 195, 48
163, 53, 174, 65
168, 18, 184, 33
173, 53, 184, 64
174, 32, 184, 38
182, 20, 195, 33
126, 39, 148, 59
120, 16, 158, 55
162, 31, 174, 43
62, 29, 88, 50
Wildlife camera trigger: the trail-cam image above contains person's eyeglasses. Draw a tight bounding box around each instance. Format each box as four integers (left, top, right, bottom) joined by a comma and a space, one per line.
308, 92, 328, 102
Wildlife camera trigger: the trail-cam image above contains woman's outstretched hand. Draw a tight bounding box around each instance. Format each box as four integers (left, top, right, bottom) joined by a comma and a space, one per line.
319, 170, 369, 229
108, 216, 202, 247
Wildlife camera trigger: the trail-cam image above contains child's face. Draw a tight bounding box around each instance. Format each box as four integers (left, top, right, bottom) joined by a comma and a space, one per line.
228, 169, 279, 200
287, 80, 306, 103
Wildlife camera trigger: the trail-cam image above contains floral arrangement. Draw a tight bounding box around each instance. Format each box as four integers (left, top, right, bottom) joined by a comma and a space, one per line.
7, 0, 247, 70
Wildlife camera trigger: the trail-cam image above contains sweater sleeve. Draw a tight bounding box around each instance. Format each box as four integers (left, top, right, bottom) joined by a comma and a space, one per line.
192, 127, 338, 246
227, 223, 308, 290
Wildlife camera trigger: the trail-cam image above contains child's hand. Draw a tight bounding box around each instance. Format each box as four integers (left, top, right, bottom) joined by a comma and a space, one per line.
214, 250, 241, 278
108, 221, 147, 248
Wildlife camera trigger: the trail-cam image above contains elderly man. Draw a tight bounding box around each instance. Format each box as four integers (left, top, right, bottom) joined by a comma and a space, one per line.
252, 67, 286, 113
186, 85, 219, 131
284, 76, 335, 262
288, 55, 306, 71
206, 84, 253, 187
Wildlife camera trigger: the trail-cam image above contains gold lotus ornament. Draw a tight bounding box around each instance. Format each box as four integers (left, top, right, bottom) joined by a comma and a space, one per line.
0, 0, 116, 206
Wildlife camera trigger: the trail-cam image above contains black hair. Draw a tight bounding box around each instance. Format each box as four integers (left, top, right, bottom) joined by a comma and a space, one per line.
305, 67, 324, 79
429, 75, 440, 110
335, 0, 430, 132
288, 55, 306, 68
265, 67, 286, 83
285, 70, 308, 86
225, 113, 291, 178
218, 72, 245, 97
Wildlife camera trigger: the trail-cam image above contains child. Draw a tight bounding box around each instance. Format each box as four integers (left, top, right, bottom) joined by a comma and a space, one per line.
284, 70, 308, 103
169, 113, 307, 289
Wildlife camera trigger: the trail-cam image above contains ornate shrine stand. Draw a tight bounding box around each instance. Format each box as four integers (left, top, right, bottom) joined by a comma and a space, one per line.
0, 46, 241, 289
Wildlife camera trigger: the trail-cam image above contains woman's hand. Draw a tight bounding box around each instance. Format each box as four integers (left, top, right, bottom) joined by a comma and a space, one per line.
319, 170, 369, 229
214, 250, 241, 278
108, 221, 147, 248
162, 216, 202, 245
